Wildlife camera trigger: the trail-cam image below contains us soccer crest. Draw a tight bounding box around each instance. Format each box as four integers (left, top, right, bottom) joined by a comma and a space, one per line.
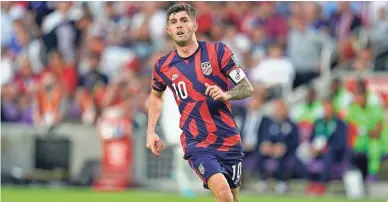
201, 61, 212, 75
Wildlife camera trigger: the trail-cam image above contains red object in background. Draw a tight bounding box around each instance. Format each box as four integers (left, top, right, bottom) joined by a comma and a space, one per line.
126, 57, 141, 73
347, 122, 359, 148
15, 1, 28, 7
197, 12, 213, 34
93, 114, 133, 191
41, 65, 78, 94
341, 40, 356, 60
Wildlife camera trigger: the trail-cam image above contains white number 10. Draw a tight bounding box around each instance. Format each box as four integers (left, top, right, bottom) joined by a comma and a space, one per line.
232, 162, 242, 181
172, 81, 188, 100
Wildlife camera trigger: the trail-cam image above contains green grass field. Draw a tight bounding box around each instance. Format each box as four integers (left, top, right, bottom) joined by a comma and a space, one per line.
1, 187, 386, 202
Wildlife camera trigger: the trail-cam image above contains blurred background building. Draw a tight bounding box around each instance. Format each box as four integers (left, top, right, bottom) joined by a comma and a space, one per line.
1, 1, 388, 200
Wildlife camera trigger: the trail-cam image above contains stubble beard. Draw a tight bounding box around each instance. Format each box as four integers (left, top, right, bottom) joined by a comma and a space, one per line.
174, 32, 193, 47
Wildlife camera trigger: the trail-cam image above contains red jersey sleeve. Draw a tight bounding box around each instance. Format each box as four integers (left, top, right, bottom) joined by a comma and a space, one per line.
216, 43, 239, 76
216, 43, 246, 85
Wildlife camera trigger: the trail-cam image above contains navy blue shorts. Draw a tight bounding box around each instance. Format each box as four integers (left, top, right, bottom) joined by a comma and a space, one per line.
186, 148, 243, 189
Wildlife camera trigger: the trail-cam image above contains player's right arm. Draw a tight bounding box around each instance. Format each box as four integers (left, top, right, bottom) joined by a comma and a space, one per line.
146, 62, 167, 156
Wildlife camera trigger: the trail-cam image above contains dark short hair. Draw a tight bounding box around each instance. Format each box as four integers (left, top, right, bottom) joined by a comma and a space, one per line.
356, 77, 368, 94
166, 3, 196, 23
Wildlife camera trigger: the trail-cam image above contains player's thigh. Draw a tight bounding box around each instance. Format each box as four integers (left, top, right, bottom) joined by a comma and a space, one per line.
231, 187, 240, 202
208, 173, 234, 201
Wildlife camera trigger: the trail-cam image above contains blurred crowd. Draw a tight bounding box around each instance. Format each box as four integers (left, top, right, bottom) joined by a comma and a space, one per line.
239, 78, 388, 195
1, 1, 388, 126
1, 1, 388, 197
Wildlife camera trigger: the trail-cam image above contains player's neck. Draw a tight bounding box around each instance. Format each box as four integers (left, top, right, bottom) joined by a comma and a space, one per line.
175, 38, 199, 58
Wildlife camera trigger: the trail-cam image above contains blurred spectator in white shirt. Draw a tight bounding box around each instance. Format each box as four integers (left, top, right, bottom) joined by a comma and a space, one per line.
367, 1, 388, 26
223, 22, 251, 69
89, 2, 130, 46
42, 2, 81, 65
1, 48, 14, 86
1, 2, 13, 47
131, 2, 167, 52
369, 7, 388, 54
251, 44, 294, 99
288, 15, 333, 88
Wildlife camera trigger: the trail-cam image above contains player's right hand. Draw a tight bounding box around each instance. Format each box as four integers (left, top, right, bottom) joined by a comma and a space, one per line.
146, 132, 165, 157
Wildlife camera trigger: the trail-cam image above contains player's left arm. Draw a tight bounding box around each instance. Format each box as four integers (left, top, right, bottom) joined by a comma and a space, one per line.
205, 74, 253, 101
225, 77, 254, 100
205, 43, 253, 101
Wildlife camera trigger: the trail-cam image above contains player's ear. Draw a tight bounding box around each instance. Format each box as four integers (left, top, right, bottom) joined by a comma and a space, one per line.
166, 26, 172, 37
194, 21, 198, 32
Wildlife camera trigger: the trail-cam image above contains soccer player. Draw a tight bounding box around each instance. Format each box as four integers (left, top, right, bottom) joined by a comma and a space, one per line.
146, 3, 254, 202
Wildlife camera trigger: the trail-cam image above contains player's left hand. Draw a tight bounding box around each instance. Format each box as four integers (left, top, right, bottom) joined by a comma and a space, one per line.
205, 83, 230, 102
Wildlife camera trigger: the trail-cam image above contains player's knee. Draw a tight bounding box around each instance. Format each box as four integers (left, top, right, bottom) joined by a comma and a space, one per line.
208, 174, 234, 202
214, 183, 233, 202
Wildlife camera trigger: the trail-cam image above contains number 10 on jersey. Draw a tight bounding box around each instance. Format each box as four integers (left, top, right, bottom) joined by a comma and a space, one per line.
172, 81, 188, 100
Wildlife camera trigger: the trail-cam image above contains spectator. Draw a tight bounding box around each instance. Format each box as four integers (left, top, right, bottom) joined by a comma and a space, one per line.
1, 85, 21, 122
9, 19, 45, 74
253, 99, 299, 194
287, 15, 333, 88
33, 72, 66, 130
369, 7, 388, 54
131, 2, 167, 53
256, 2, 288, 46
250, 44, 295, 99
193, 2, 213, 35
346, 79, 385, 183
248, 25, 269, 68
352, 48, 374, 72
1, 48, 14, 86
291, 88, 323, 141
304, 99, 347, 195
26, 1, 55, 27
43, 51, 78, 95
79, 54, 109, 90
42, 2, 81, 65
13, 55, 40, 95
1, 2, 13, 47
240, 88, 268, 184
70, 88, 96, 125
68, 54, 106, 124
101, 68, 140, 116
367, 1, 388, 26
241, 88, 268, 152
327, 2, 362, 41
90, 2, 130, 46
329, 78, 353, 117
74, 11, 93, 61
222, 22, 251, 69
291, 88, 323, 123
209, 21, 224, 42
328, 2, 363, 64
304, 2, 329, 34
